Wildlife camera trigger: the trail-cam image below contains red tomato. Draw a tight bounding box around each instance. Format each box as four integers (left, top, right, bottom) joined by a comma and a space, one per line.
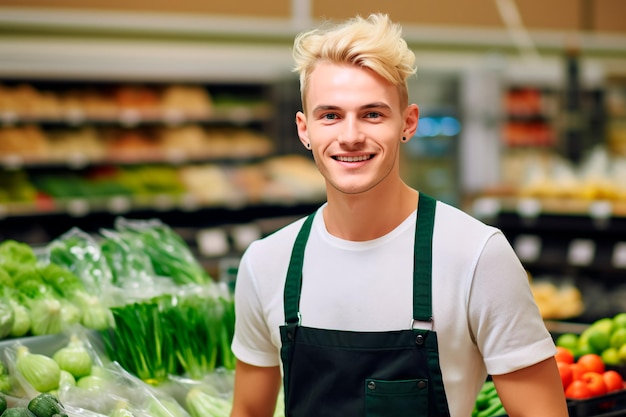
555, 346, 575, 364
581, 372, 608, 397
602, 370, 624, 393
565, 380, 594, 399
570, 363, 587, 381
557, 362, 573, 390
577, 354, 605, 374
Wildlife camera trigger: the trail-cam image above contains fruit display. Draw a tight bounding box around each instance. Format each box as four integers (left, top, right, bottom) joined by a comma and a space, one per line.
555, 313, 626, 365
530, 280, 585, 320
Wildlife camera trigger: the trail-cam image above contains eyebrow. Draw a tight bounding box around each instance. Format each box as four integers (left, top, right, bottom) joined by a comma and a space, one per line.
312, 102, 392, 113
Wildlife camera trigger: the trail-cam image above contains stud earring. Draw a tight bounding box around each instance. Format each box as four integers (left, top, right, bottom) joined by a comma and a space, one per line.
306, 143, 311, 149
401, 136, 407, 142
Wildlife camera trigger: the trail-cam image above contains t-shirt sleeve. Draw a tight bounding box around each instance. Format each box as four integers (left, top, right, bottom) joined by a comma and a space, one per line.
231, 245, 282, 367
468, 231, 556, 375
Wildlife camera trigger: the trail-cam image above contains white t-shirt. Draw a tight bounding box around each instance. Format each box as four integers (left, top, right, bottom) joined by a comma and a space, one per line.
232, 200, 556, 417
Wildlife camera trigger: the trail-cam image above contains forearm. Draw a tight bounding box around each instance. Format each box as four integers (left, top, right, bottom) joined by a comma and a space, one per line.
230, 360, 282, 417
493, 357, 568, 417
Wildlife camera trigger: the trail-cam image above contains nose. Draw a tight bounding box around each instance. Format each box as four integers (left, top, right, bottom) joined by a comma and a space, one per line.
338, 115, 364, 146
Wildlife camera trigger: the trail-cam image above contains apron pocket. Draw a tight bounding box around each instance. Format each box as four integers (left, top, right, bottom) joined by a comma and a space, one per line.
364, 378, 428, 417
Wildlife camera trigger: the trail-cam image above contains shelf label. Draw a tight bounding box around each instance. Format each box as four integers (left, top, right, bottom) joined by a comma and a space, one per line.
179, 193, 200, 212
107, 196, 132, 214
513, 234, 542, 263
612, 242, 626, 269
1, 154, 23, 170
567, 239, 595, 267
231, 224, 261, 252
65, 109, 85, 125
197, 228, 229, 257
153, 194, 175, 211
472, 197, 501, 219
67, 152, 89, 169
516, 198, 541, 219
119, 109, 141, 127
66, 199, 90, 217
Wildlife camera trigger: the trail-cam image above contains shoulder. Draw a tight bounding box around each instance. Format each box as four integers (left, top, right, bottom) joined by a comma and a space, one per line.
241, 212, 313, 267
433, 200, 500, 246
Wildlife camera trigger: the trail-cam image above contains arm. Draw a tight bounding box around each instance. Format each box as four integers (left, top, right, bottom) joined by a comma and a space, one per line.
492, 356, 568, 417
230, 360, 282, 417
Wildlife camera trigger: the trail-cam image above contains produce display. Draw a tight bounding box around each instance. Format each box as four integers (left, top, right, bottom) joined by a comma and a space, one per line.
555, 313, 626, 365
0, 218, 247, 416
471, 381, 505, 417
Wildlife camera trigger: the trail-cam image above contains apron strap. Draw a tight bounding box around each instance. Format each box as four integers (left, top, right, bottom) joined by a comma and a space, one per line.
413, 193, 436, 322
284, 212, 316, 325
284, 193, 437, 325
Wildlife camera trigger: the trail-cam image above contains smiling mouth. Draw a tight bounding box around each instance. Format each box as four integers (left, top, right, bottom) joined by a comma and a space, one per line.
333, 155, 373, 162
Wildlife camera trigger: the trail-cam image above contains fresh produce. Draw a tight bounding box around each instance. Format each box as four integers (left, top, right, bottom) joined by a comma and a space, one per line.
0, 238, 114, 340
471, 381, 505, 417
27, 393, 64, 417
102, 285, 235, 384
52, 335, 93, 379
556, 313, 626, 364
0, 361, 11, 394
1, 407, 36, 417
15, 345, 61, 393
114, 218, 212, 286
0, 393, 67, 417
185, 388, 231, 417
555, 348, 625, 400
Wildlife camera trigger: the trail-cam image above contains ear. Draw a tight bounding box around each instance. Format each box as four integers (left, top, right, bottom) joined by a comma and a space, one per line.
295, 111, 310, 149
402, 104, 419, 140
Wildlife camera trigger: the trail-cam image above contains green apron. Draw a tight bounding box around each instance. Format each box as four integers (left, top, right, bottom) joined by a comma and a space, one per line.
279, 193, 451, 417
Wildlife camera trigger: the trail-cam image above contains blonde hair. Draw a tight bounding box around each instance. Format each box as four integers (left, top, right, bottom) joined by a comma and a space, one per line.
292, 13, 416, 109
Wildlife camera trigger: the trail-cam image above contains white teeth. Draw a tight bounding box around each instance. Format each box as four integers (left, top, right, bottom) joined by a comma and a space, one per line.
336, 155, 371, 162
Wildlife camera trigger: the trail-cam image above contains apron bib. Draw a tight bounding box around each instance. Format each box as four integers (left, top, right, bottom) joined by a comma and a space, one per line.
279, 193, 451, 417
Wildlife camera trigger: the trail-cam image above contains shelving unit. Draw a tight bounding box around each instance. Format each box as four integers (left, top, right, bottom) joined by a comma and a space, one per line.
471, 195, 626, 322
0, 78, 325, 270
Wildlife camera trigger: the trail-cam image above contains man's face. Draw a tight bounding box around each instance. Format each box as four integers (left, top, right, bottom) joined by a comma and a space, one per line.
296, 62, 416, 196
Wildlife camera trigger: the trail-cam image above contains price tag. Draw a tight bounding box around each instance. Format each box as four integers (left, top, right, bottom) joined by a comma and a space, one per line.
1, 111, 18, 125
231, 224, 261, 252
179, 193, 200, 212
472, 197, 501, 219
513, 234, 542, 263
589, 200, 612, 220
119, 109, 141, 127
66, 199, 90, 217
197, 228, 229, 257
153, 194, 175, 211
163, 109, 185, 126
612, 242, 626, 269
107, 196, 132, 214
1, 154, 23, 170
567, 239, 596, 267
65, 108, 85, 125
517, 198, 541, 219
67, 152, 89, 169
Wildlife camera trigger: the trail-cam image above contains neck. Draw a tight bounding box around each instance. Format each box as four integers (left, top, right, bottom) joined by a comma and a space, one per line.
323, 183, 418, 241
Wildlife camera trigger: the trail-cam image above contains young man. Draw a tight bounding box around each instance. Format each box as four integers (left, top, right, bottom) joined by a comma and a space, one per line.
230, 13, 568, 417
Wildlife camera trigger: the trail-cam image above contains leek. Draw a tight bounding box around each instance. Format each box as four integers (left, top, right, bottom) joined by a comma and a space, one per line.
185, 388, 232, 417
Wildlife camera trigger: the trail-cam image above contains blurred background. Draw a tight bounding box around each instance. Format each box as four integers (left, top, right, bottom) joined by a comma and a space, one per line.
1, 0, 626, 321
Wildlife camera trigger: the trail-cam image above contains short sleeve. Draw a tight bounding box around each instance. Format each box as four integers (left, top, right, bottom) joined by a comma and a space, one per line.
231, 246, 282, 367
468, 231, 556, 375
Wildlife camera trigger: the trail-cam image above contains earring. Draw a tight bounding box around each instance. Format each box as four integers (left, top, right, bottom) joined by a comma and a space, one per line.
306, 143, 311, 149
401, 136, 407, 142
